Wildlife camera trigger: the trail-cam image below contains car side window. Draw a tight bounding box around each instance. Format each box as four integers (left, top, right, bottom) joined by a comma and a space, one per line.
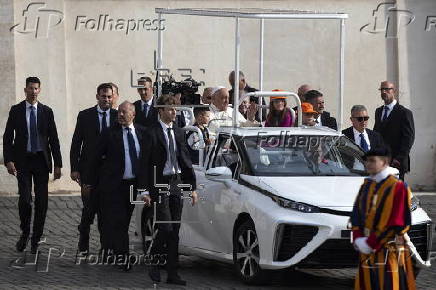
209, 135, 239, 175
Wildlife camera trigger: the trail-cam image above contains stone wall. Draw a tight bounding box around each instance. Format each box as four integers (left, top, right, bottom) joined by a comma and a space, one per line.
0, 0, 435, 193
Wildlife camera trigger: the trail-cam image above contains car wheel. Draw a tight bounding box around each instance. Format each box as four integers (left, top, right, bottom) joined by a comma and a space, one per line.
141, 207, 157, 255
233, 220, 268, 285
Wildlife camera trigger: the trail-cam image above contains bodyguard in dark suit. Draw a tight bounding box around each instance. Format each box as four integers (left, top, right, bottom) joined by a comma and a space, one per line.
373, 81, 415, 180
82, 101, 148, 271
70, 83, 117, 253
133, 76, 158, 127
143, 95, 198, 286
304, 90, 338, 130
342, 105, 384, 152
3, 77, 62, 253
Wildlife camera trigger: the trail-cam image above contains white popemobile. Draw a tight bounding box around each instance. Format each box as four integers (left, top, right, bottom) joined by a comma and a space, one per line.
135, 115, 433, 285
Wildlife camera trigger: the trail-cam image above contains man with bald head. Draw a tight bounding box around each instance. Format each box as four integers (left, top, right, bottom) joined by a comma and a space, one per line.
208, 87, 260, 134
297, 84, 312, 103
82, 101, 149, 271
373, 81, 415, 180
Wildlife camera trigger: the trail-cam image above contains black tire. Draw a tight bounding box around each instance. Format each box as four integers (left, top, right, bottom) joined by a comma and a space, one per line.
233, 219, 269, 285
141, 206, 157, 255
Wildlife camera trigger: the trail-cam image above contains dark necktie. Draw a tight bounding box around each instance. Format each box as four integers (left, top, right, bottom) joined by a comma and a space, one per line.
143, 103, 149, 118
360, 133, 369, 152
167, 127, 179, 173
100, 111, 107, 132
382, 106, 389, 121
29, 106, 38, 153
126, 128, 138, 176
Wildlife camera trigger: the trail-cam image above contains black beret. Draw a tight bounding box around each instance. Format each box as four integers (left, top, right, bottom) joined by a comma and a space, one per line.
363, 146, 391, 160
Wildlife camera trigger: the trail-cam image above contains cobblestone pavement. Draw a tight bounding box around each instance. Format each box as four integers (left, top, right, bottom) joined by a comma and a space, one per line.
0, 195, 434, 290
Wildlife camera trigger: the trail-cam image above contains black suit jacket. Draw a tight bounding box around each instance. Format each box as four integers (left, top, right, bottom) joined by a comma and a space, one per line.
320, 111, 338, 130
342, 127, 384, 150
3, 100, 62, 172
70, 106, 118, 174
143, 123, 196, 193
133, 99, 159, 127
83, 123, 149, 192
373, 103, 415, 172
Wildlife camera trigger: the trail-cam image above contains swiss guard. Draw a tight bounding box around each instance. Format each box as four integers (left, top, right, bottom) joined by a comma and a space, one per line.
351, 146, 416, 290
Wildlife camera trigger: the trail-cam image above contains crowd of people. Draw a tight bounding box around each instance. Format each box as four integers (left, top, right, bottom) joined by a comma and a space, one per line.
2, 72, 416, 287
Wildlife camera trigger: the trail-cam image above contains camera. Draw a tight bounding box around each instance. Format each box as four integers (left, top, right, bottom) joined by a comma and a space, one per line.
154, 75, 202, 105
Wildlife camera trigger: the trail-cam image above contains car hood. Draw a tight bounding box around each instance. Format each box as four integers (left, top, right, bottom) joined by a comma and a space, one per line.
240, 175, 365, 209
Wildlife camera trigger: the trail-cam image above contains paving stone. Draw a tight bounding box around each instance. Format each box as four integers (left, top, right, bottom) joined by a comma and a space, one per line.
0, 195, 434, 289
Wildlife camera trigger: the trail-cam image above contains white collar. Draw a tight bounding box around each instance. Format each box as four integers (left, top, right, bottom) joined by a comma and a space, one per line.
141, 97, 153, 106
122, 123, 135, 130
369, 167, 391, 183
384, 99, 397, 110
210, 103, 232, 114
353, 127, 367, 135
96, 105, 110, 113
26, 101, 38, 109
158, 118, 173, 130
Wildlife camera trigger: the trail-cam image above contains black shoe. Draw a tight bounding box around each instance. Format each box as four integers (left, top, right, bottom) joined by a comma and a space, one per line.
167, 275, 187, 286
148, 266, 161, 282
78, 233, 89, 253
31, 243, 38, 254
16, 235, 29, 252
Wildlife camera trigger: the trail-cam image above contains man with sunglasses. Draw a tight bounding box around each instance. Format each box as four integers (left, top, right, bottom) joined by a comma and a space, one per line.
342, 105, 384, 152
373, 81, 415, 180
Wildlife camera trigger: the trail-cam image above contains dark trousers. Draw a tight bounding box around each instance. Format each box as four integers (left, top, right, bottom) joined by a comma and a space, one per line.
16, 152, 49, 244
399, 170, 406, 181
78, 186, 102, 242
150, 175, 184, 277
100, 179, 137, 258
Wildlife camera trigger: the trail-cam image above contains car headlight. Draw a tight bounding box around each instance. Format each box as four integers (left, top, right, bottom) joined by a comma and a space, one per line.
272, 196, 320, 213
411, 196, 420, 211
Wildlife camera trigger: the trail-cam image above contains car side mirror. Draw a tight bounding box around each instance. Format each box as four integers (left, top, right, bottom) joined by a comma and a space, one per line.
205, 167, 232, 180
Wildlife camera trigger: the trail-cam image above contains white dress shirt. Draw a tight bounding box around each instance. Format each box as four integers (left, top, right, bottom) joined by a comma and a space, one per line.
353, 128, 371, 151
26, 101, 41, 152
141, 97, 153, 117
159, 119, 181, 176
122, 123, 140, 179
381, 99, 397, 121
315, 115, 322, 127
96, 105, 110, 132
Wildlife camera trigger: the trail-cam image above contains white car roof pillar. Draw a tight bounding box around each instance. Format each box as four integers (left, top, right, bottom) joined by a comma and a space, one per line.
233, 16, 241, 129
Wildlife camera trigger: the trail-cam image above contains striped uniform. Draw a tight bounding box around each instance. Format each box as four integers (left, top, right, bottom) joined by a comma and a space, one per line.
351, 175, 416, 290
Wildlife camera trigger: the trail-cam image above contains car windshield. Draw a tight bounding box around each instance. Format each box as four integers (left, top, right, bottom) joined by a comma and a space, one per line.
242, 134, 367, 177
